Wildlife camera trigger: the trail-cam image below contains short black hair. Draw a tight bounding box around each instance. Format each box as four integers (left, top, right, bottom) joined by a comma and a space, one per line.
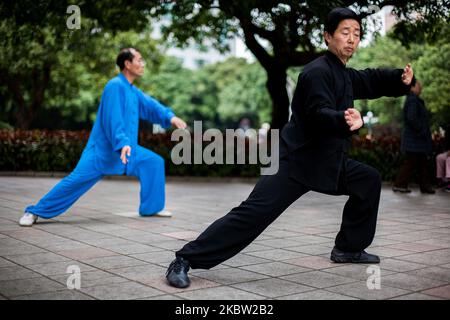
116, 48, 140, 70
324, 7, 362, 45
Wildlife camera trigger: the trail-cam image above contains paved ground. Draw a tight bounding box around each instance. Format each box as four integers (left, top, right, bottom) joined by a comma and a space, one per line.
0, 176, 449, 300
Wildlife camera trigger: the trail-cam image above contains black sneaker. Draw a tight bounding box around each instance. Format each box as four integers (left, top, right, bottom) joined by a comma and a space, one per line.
330, 246, 380, 263
166, 257, 190, 288
420, 187, 435, 194
392, 186, 412, 193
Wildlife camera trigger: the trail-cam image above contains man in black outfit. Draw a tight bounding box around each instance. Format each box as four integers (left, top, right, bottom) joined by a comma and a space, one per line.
166, 7, 416, 288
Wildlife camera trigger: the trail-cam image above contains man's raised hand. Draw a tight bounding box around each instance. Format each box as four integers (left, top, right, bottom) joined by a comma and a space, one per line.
401, 63, 414, 85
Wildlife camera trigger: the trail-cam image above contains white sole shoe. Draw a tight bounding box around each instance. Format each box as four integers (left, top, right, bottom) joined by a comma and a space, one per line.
19, 212, 38, 227
153, 210, 172, 218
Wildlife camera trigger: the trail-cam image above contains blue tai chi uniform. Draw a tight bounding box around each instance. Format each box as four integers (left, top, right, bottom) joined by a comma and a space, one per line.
25, 73, 175, 218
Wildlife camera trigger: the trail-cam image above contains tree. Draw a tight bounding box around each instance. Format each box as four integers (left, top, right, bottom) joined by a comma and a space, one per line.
150, 0, 448, 128
0, 0, 155, 129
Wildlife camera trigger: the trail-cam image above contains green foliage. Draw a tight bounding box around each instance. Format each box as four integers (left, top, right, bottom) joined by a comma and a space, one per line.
140, 57, 272, 129
413, 24, 450, 129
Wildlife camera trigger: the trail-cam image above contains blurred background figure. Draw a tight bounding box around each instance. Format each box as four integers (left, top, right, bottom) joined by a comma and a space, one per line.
436, 124, 450, 192
258, 122, 271, 144
393, 80, 435, 194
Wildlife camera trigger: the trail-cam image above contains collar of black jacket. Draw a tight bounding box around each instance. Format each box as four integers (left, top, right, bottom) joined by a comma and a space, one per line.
325, 50, 346, 69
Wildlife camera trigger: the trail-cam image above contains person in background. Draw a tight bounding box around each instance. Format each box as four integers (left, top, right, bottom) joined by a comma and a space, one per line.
436, 124, 450, 192
393, 81, 435, 194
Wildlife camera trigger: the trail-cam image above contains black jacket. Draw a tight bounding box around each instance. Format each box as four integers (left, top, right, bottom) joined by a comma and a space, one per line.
281, 51, 412, 191
400, 93, 432, 154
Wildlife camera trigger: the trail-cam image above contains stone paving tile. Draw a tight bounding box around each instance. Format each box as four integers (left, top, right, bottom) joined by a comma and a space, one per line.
322, 264, 397, 281
3, 252, 71, 266
368, 247, 416, 258
395, 250, 450, 266
380, 273, 448, 291
390, 293, 444, 300
175, 286, 266, 300
239, 262, 312, 277
281, 270, 358, 289
107, 264, 166, 282
0, 257, 16, 268
139, 294, 183, 300
246, 249, 308, 261
140, 275, 220, 294
284, 256, 336, 270
13, 289, 94, 300
105, 243, 165, 255
378, 258, 428, 273
241, 243, 272, 253
421, 285, 450, 299
129, 251, 177, 265
222, 254, 272, 267
161, 231, 200, 241
26, 261, 97, 276
231, 278, 314, 298
82, 255, 148, 270
253, 238, 302, 249
326, 281, 411, 300
55, 247, 118, 260
386, 242, 447, 253
194, 268, 269, 285
49, 270, 129, 288
0, 265, 42, 281
36, 240, 94, 252
0, 277, 66, 298
284, 244, 331, 256
0, 242, 46, 256
79, 281, 165, 300
407, 266, 450, 282
278, 289, 357, 300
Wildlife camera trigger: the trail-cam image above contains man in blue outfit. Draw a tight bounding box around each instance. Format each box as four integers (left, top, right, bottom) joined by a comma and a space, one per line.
20, 48, 187, 226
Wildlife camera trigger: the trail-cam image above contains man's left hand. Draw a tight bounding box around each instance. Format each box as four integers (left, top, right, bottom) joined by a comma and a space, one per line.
170, 116, 187, 129
402, 63, 414, 85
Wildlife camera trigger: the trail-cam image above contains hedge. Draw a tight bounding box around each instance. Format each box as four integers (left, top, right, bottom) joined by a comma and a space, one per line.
0, 129, 444, 182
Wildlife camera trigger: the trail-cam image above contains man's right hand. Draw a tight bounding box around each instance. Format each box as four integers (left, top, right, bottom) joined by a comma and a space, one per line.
344, 108, 363, 131
120, 145, 131, 164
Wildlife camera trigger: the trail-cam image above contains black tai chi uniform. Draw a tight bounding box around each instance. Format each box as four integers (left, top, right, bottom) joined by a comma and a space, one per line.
176, 51, 413, 269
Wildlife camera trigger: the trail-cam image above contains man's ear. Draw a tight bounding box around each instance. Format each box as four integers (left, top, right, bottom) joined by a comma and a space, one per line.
324, 31, 331, 43
124, 60, 131, 70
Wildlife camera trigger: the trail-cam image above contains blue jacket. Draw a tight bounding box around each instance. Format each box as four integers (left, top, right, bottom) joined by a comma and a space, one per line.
85, 73, 175, 175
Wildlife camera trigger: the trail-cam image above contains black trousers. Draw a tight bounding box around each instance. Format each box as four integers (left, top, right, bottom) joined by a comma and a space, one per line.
394, 152, 432, 190
177, 146, 382, 270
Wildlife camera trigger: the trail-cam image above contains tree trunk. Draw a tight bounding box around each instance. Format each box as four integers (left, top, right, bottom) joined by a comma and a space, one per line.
11, 64, 51, 129
266, 67, 290, 129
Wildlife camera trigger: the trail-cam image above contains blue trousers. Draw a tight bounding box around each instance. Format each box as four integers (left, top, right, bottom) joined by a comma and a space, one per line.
25, 145, 165, 219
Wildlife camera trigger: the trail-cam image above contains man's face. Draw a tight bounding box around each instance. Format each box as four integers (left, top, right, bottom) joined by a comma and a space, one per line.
325, 19, 361, 63
124, 49, 145, 77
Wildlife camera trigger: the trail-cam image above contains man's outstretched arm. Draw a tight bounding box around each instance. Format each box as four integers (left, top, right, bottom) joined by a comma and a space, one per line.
349, 63, 415, 100
136, 89, 186, 129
